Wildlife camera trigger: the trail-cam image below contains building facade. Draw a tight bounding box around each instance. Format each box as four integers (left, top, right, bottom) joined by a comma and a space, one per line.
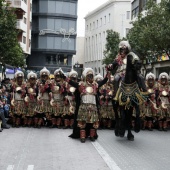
84, 0, 131, 76
27, 0, 78, 73
7, 0, 32, 55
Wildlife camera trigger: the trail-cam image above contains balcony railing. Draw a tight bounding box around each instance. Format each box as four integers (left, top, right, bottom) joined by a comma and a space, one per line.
6, 0, 27, 12
16, 19, 27, 32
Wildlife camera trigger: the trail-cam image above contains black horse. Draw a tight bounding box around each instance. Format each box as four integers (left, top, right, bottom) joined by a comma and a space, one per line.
114, 52, 147, 141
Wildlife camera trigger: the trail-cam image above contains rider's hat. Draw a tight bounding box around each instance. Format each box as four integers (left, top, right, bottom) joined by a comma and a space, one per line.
27, 71, 37, 79
40, 67, 50, 76
14, 71, 24, 78
146, 72, 156, 80
159, 72, 169, 80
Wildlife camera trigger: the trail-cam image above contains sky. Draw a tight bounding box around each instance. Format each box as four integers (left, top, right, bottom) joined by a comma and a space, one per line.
77, 0, 109, 37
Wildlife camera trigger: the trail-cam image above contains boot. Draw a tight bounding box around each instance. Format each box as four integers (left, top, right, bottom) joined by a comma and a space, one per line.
163, 121, 168, 131
34, 118, 38, 128
142, 120, 147, 130
102, 119, 107, 129
50, 118, 56, 128
15, 118, 21, 128
63, 119, 69, 129
37, 118, 43, 128
80, 129, 86, 143
0, 120, 2, 132
158, 121, 163, 131
107, 120, 113, 129
148, 121, 153, 131
70, 119, 74, 129
23, 118, 28, 127
27, 118, 32, 127
56, 118, 61, 129
12, 117, 16, 127
90, 129, 96, 142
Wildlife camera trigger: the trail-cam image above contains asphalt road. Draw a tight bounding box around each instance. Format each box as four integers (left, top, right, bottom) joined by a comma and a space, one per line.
0, 127, 170, 170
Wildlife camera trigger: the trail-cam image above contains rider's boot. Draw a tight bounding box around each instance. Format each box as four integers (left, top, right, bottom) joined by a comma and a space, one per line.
163, 121, 168, 131
80, 129, 86, 143
134, 117, 141, 133
148, 121, 153, 131
127, 131, 134, 141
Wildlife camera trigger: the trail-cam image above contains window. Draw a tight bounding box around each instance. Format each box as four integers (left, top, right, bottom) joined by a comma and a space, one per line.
24, 17, 27, 24
100, 18, 102, 26
126, 28, 130, 36
126, 11, 130, 19
108, 13, 110, 22
104, 16, 106, 24
96, 20, 98, 28
23, 36, 26, 44
93, 22, 95, 29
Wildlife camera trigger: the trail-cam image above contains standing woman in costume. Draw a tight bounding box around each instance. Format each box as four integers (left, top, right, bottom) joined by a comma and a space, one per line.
64, 69, 78, 129
24, 71, 38, 127
67, 68, 109, 143
49, 68, 67, 128
35, 67, 51, 128
10, 71, 26, 127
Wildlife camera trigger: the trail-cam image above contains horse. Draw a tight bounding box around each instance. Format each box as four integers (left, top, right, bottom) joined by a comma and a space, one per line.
113, 52, 147, 141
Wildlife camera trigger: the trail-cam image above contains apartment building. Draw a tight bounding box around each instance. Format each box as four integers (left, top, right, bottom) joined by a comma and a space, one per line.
27, 0, 78, 73
84, 0, 131, 76
7, 0, 32, 55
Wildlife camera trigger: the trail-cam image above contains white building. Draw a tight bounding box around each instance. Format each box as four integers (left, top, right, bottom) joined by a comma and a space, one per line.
84, 0, 132, 76
7, 0, 32, 55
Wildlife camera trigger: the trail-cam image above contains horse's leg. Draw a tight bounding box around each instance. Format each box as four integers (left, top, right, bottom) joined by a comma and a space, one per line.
134, 104, 141, 133
112, 101, 120, 137
127, 107, 134, 141
119, 106, 126, 137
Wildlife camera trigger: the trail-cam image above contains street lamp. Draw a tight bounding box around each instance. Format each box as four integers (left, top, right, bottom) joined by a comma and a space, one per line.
75, 61, 80, 68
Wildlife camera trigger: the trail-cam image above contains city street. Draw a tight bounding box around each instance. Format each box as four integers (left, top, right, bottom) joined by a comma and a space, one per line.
0, 127, 170, 170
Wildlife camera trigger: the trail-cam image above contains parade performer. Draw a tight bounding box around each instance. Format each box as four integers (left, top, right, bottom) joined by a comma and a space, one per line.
64, 69, 78, 129
49, 68, 66, 128
10, 71, 26, 127
157, 72, 170, 131
35, 67, 51, 128
24, 71, 38, 127
107, 40, 147, 140
99, 75, 115, 129
67, 68, 109, 143
143, 72, 159, 131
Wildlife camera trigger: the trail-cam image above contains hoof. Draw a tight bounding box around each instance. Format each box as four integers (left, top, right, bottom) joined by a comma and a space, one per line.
114, 129, 119, 137
127, 133, 134, 141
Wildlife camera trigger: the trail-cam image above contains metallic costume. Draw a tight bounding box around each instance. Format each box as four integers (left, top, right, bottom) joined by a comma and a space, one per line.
63, 69, 78, 128
157, 72, 170, 131
10, 71, 26, 127
143, 72, 159, 130
49, 68, 66, 128
35, 67, 51, 128
24, 71, 38, 127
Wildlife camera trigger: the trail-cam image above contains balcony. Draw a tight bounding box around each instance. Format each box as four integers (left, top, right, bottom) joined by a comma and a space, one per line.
6, 0, 27, 13
16, 19, 27, 32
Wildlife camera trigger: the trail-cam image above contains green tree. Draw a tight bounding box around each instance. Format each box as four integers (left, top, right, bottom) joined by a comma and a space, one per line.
0, 0, 25, 77
102, 30, 121, 65
127, 0, 170, 62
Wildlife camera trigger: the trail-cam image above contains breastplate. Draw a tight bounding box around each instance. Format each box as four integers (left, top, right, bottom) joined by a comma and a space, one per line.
53, 94, 63, 100
15, 93, 22, 100
81, 94, 96, 105
52, 85, 60, 94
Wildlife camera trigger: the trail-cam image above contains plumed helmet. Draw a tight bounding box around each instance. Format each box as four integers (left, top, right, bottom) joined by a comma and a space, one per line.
14, 70, 24, 78
146, 72, 156, 80
69, 69, 78, 78
27, 71, 37, 79
40, 67, 50, 76
82, 68, 94, 78
159, 72, 169, 80
94, 73, 103, 81
54, 68, 64, 76
119, 41, 131, 51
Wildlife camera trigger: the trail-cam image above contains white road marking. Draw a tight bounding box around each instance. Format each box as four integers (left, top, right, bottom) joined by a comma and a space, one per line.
92, 141, 121, 170
27, 165, 34, 170
7, 165, 14, 170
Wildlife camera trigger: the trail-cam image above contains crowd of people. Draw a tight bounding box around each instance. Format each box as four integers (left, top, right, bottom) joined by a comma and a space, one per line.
0, 41, 170, 143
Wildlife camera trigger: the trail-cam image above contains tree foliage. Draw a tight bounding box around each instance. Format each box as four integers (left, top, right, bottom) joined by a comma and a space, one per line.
102, 30, 121, 65
0, 0, 25, 68
127, 0, 170, 62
